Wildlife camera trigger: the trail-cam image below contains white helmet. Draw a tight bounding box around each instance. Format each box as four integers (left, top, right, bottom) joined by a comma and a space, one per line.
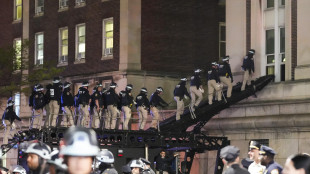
129, 159, 144, 169
47, 150, 68, 171
12, 165, 26, 174
180, 78, 187, 82
60, 127, 100, 157
96, 149, 114, 164
25, 142, 51, 160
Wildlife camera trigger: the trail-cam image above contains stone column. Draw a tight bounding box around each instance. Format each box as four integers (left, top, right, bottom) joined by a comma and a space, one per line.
119, 0, 141, 71
295, 0, 310, 80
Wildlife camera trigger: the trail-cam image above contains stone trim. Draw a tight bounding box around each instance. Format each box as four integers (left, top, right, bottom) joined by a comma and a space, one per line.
291, 0, 297, 80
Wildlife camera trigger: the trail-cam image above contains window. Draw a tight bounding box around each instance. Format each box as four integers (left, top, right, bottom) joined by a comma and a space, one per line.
76, 24, 85, 60
280, 28, 285, 81
14, 93, 20, 117
35, 33, 44, 65
14, 0, 22, 21
266, 29, 275, 76
103, 18, 113, 57
219, 22, 226, 59
13, 38, 22, 71
59, 0, 69, 9
59, 27, 68, 64
76, 0, 85, 6
266, 0, 274, 8
279, 0, 285, 6
35, 0, 44, 15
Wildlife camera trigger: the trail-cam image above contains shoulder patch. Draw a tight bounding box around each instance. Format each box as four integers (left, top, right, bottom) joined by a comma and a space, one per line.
208, 71, 212, 74
270, 169, 279, 174
137, 96, 142, 100
190, 76, 194, 80
176, 85, 180, 88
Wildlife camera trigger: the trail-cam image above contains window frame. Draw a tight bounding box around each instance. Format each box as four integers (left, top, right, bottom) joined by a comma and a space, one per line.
102, 18, 114, 58
219, 22, 226, 59
35, 0, 44, 16
35, 32, 44, 65
59, 27, 69, 65
14, 0, 22, 21
59, 0, 69, 10
75, 0, 86, 7
75, 23, 86, 62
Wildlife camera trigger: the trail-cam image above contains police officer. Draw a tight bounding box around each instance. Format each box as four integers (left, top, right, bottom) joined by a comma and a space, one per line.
190, 69, 203, 111
60, 126, 100, 174
241, 49, 255, 91
77, 81, 91, 127
61, 82, 75, 127
102, 87, 110, 130
259, 145, 283, 174
92, 84, 104, 129
47, 150, 67, 174
120, 84, 134, 130
207, 62, 222, 105
220, 145, 250, 174
46, 77, 63, 127
2, 98, 22, 144
130, 160, 144, 174
11, 165, 27, 174
105, 82, 120, 129
29, 84, 39, 110
25, 142, 51, 174
0, 166, 9, 174
32, 84, 46, 129
174, 78, 191, 120
219, 56, 233, 98
94, 149, 118, 174
43, 84, 52, 128
149, 87, 168, 130
136, 88, 150, 130
248, 141, 266, 174
140, 158, 156, 174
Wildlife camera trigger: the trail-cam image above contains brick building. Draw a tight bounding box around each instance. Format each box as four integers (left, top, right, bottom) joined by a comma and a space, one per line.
1, 0, 310, 173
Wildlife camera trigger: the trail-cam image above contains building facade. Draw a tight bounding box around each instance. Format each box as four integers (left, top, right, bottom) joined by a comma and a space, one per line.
1, 0, 310, 173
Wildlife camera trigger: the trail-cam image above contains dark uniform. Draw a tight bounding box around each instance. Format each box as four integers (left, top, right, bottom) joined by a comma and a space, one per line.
219, 56, 233, 98
92, 86, 104, 128
260, 145, 283, 174
2, 99, 21, 144
220, 145, 250, 174
61, 82, 75, 127
154, 153, 175, 173
190, 69, 203, 110
207, 62, 222, 105
174, 78, 191, 120
48, 77, 63, 127
241, 49, 255, 91
136, 88, 150, 130
43, 84, 52, 128
105, 83, 120, 129
32, 85, 46, 129
77, 84, 91, 127
149, 87, 168, 130
121, 85, 134, 130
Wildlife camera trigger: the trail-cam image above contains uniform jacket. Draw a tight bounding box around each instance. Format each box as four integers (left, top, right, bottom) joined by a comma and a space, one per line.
155, 155, 175, 172
29, 91, 35, 107
105, 89, 120, 106
33, 91, 45, 110
190, 74, 202, 89
174, 81, 190, 100
47, 83, 63, 102
207, 68, 220, 83
219, 62, 233, 80
242, 54, 255, 73
136, 93, 150, 109
224, 164, 250, 174
2, 106, 21, 124
120, 90, 134, 107
61, 89, 74, 107
265, 161, 283, 174
150, 92, 168, 107
77, 87, 91, 105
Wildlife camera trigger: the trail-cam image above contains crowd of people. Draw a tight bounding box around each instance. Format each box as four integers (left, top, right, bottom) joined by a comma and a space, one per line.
0, 126, 179, 174
220, 142, 310, 174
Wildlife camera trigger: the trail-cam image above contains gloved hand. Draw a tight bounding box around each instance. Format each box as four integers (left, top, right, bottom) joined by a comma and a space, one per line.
231, 78, 234, 83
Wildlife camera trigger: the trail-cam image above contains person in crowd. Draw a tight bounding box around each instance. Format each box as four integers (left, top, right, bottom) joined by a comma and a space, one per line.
11, 165, 27, 174
136, 88, 150, 130
207, 62, 222, 105
95, 149, 118, 174
173, 78, 191, 120
220, 145, 250, 174
25, 142, 51, 174
76, 81, 91, 127
2, 98, 22, 144
120, 84, 134, 130
248, 141, 266, 174
219, 56, 233, 98
149, 87, 168, 131
241, 49, 255, 91
259, 145, 283, 174
154, 150, 177, 174
47, 77, 63, 127
283, 154, 310, 174
61, 82, 75, 127
31, 84, 46, 129
105, 82, 120, 129
60, 126, 100, 174
189, 69, 203, 111
130, 159, 144, 174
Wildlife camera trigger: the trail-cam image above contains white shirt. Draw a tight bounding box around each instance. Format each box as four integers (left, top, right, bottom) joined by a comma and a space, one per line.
248, 161, 266, 174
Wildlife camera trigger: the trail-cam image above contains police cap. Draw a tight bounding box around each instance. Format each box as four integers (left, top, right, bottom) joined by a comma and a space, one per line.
249, 140, 261, 150
259, 145, 276, 156
220, 145, 240, 162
